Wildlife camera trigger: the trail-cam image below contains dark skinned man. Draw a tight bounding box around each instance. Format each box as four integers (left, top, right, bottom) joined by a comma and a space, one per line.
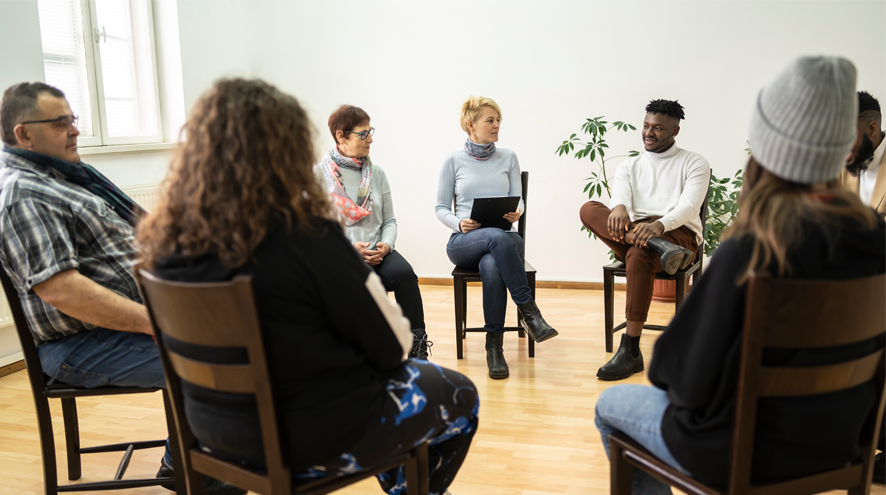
579, 99, 710, 381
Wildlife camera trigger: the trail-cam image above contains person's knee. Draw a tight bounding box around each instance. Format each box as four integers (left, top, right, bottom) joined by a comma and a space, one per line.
580, 201, 609, 223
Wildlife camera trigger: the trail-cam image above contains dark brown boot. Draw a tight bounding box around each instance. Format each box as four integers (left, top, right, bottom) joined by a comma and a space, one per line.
517, 301, 559, 343
597, 333, 644, 381
485, 332, 509, 379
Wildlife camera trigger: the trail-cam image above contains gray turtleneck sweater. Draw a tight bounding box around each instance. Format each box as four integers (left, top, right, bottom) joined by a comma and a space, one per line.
435, 143, 525, 234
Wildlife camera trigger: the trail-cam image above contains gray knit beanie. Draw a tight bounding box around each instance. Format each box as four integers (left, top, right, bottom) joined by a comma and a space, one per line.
748, 56, 857, 184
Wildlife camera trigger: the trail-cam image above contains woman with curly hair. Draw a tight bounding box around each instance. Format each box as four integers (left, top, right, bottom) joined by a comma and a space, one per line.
435, 95, 558, 379
138, 79, 477, 495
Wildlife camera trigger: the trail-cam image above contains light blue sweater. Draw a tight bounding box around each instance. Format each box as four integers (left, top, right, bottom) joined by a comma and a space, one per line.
314, 163, 397, 250
435, 146, 525, 233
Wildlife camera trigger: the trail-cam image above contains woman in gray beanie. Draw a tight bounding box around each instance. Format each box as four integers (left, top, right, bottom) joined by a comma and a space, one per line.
594, 56, 885, 492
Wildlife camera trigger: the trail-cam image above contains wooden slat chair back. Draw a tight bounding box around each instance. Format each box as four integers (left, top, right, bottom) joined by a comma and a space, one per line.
609, 273, 886, 495
602, 175, 711, 352
0, 264, 182, 495
451, 171, 536, 359
137, 270, 429, 495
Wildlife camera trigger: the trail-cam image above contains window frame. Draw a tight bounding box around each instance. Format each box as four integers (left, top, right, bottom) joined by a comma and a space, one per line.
39, 0, 164, 147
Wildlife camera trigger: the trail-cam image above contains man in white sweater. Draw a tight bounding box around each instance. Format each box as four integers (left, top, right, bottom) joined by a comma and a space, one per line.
579, 99, 710, 381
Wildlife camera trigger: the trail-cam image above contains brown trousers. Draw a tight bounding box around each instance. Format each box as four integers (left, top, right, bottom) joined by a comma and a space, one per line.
579, 201, 698, 323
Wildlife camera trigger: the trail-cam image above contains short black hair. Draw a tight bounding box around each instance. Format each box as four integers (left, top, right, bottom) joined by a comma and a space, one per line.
0, 82, 65, 146
645, 99, 685, 120
858, 91, 880, 115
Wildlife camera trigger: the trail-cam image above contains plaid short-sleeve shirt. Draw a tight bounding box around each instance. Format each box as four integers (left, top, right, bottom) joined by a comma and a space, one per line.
0, 150, 141, 342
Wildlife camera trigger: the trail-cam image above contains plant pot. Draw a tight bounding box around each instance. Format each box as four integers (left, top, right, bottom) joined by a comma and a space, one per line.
652, 279, 676, 303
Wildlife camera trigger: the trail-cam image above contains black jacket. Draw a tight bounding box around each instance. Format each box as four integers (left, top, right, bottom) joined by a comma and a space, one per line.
649, 214, 886, 486
153, 218, 406, 467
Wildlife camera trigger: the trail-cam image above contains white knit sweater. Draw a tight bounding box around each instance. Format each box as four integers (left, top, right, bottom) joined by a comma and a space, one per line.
609, 144, 711, 242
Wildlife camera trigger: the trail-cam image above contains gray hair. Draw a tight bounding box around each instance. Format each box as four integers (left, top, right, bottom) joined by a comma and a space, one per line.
0, 82, 66, 146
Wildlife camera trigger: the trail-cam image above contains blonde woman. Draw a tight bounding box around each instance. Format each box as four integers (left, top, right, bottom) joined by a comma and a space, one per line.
435, 96, 558, 379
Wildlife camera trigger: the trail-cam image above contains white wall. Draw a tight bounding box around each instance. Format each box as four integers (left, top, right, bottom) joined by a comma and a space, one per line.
3, 0, 885, 283
176, 0, 886, 281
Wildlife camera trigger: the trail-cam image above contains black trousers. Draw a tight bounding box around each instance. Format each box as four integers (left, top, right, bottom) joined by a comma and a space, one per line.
293, 361, 479, 495
374, 250, 426, 331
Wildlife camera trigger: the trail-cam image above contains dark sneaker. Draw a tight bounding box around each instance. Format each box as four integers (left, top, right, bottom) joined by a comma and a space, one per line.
157, 458, 247, 495
409, 334, 433, 359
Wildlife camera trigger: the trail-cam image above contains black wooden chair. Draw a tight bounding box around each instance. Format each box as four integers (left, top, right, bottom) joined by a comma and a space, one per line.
602, 177, 711, 352
608, 273, 886, 495
0, 266, 184, 495
137, 270, 430, 495
451, 171, 536, 359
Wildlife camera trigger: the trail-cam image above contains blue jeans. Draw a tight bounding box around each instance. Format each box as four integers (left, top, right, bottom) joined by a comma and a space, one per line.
446, 229, 531, 334
595, 385, 688, 495
38, 328, 173, 466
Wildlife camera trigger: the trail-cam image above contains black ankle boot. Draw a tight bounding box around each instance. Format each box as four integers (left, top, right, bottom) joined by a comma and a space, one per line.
517, 301, 559, 343
409, 331, 432, 359
157, 458, 246, 495
485, 332, 509, 379
646, 237, 695, 275
596, 333, 644, 381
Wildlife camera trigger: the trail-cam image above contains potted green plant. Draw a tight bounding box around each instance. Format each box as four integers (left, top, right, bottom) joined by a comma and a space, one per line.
555, 116, 638, 261
704, 169, 744, 256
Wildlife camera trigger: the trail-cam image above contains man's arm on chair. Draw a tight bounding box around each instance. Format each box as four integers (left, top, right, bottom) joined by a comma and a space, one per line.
33, 269, 153, 335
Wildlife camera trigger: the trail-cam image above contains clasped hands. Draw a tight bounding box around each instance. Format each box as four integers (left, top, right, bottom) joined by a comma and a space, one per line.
354, 241, 390, 266
459, 209, 522, 233
607, 205, 664, 247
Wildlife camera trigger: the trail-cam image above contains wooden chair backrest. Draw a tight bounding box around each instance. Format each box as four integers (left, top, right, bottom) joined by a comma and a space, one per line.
0, 264, 52, 392
729, 273, 886, 493
137, 270, 291, 494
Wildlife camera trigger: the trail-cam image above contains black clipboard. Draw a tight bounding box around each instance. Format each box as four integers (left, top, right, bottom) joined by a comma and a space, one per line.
470, 196, 520, 231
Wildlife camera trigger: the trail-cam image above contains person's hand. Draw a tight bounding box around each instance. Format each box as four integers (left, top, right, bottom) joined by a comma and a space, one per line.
503, 209, 522, 223
607, 205, 631, 242
460, 219, 481, 233
632, 221, 665, 247
365, 242, 391, 266
353, 241, 374, 264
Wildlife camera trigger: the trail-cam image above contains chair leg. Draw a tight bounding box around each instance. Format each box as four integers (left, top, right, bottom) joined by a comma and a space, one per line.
454, 275, 465, 359
675, 273, 687, 311
528, 272, 536, 357
416, 441, 429, 495
162, 391, 188, 495
34, 393, 59, 495
60, 397, 81, 481
609, 437, 633, 495
604, 271, 615, 353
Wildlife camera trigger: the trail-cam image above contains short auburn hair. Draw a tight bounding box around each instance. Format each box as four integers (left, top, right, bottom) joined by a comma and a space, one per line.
460, 95, 502, 135
328, 104, 370, 143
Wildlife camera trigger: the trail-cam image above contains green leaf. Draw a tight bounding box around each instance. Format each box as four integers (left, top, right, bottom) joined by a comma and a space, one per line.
596, 183, 602, 197
599, 148, 605, 158
628, 124, 636, 130
584, 182, 592, 192
570, 133, 576, 139
590, 150, 596, 162
629, 150, 640, 157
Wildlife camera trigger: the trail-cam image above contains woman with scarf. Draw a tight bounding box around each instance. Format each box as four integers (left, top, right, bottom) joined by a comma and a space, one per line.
316, 105, 430, 359
435, 96, 558, 380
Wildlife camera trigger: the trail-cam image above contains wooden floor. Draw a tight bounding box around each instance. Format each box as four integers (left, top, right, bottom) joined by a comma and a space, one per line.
0, 286, 881, 495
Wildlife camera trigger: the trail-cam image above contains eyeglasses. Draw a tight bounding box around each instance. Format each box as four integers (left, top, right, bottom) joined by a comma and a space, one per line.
21, 115, 79, 131
345, 127, 375, 140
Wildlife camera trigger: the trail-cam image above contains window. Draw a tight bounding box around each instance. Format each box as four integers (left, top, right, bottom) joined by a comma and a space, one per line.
37, 0, 162, 147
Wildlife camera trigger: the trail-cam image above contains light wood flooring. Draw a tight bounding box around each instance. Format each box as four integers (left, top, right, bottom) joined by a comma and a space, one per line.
0, 286, 880, 495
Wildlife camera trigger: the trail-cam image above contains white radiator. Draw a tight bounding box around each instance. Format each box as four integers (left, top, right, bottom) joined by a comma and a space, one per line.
0, 184, 161, 330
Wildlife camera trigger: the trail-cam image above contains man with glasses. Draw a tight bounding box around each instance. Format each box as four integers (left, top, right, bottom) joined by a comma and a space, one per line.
0, 82, 244, 495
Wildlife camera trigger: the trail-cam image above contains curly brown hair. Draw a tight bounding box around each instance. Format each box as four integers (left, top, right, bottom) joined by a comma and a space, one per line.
137, 78, 336, 269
